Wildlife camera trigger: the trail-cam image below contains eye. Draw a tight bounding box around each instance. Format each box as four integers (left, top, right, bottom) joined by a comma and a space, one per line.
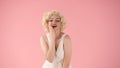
49, 19, 53, 22
55, 19, 60, 22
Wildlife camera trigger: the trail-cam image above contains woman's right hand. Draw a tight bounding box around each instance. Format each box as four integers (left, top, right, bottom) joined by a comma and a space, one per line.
49, 25, 56, 41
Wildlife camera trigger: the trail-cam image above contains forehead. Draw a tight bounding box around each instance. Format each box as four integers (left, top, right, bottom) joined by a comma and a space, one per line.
49, 14, 61, 19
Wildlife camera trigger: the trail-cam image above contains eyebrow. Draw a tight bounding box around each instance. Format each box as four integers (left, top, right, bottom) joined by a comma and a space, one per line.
49, 18, 61, 19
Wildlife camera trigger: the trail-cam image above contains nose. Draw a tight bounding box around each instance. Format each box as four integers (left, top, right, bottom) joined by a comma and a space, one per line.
51, 20, 56, 24
51, 21, 57, 26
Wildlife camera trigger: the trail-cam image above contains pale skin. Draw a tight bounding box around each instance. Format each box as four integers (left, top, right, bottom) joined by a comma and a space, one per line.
40, 15, 72, 68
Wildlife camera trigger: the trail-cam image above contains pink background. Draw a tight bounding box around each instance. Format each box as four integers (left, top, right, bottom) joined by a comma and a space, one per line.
0, 0, 120, 68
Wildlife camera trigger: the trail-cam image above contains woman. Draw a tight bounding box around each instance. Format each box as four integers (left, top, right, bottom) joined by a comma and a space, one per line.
40, 10, 72, 68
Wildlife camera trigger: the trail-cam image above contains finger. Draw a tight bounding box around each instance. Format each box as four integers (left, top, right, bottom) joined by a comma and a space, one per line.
49, 25, 54, 32
48, 25, 52, 30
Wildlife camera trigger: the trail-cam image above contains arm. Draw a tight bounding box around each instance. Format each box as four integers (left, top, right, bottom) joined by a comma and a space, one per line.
62, 35, 72, 68
40, 36, 55, 63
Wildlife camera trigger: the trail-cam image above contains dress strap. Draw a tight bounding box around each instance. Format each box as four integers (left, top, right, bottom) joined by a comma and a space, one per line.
55, 33, 67, 61
58, 33, 67, 47
61, 33, 67, 40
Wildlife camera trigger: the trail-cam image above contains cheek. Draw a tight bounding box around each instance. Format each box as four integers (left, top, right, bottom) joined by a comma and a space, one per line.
48, 22, 51, 26
57, 24, 61, 28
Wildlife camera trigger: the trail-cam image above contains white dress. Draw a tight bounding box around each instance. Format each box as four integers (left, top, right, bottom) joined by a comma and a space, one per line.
42, 33, 72, 68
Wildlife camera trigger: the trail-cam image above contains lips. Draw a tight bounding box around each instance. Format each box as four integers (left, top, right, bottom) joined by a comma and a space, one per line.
51, 24, 57, 28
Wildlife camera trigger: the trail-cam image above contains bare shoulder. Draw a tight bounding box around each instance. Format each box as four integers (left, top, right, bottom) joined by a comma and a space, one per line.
40, 34, 48, 43
64, 34, 72, 46
64, 34, 72, 42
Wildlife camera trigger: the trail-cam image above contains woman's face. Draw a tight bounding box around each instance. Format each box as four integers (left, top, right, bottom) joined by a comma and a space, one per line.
48, 14, 61, 32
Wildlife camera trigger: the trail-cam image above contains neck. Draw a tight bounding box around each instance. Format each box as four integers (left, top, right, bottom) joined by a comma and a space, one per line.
55, 30, 62, 40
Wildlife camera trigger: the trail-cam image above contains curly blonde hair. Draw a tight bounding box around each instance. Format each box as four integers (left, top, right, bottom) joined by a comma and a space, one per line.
42, 10, 66, 32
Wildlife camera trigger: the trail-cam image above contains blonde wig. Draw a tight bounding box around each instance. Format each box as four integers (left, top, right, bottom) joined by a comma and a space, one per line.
42, 10, 66, 32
